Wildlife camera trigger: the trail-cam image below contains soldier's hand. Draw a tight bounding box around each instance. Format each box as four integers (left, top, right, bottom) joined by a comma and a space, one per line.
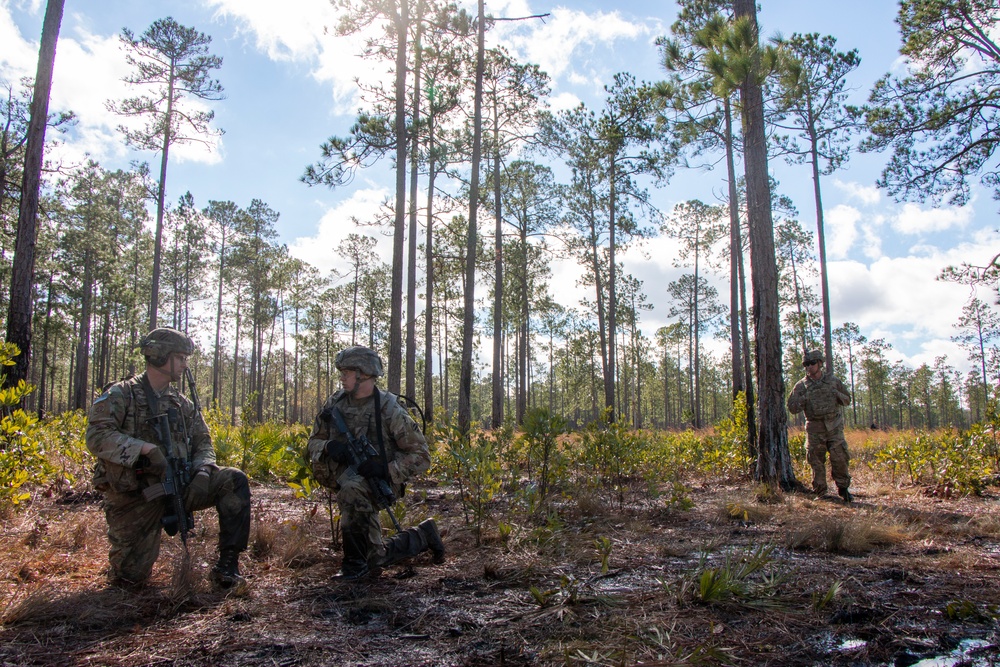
356, 457, 387, 480
184, 471, 211, 511
325, 438, 351, 464
143, 447, 168, 479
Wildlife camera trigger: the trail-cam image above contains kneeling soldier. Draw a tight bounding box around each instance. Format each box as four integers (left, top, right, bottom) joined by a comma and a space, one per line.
307, 346, 444, 580
86, 328, 251, 589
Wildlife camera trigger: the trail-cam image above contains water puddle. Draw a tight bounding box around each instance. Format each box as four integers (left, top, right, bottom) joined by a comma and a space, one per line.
907, 639, 995, 667
812, 634, 996, 666
838, 638, 867, 652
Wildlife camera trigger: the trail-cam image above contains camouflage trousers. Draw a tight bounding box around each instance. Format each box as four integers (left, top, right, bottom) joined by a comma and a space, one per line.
101, 466, 251, 584
336, 468, 388, 561
805, 420, 851, 494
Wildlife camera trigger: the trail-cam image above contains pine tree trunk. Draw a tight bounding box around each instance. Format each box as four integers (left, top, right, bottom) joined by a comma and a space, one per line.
388, 0, 409, 395
458, 0, 485, 436
4, 0, 64, 391
735, 0, 795, 490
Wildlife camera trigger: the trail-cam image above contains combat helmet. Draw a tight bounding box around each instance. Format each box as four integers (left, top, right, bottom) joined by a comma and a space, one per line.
802, 349, 824, 367
140, 328, 194, 364
334, 346, 383, 377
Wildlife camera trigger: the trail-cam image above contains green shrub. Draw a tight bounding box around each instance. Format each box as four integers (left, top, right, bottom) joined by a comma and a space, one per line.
430, 413, 502, 542
521, 407, 568, 503
34, 409, 90, 485
706, 393, 754, 477
207, 407, 308, 481
576, 413, 644, 508
0, 343, 57, 511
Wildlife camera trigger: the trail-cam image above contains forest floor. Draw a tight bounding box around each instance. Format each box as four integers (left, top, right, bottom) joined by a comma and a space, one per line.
1, 460, 1000, 667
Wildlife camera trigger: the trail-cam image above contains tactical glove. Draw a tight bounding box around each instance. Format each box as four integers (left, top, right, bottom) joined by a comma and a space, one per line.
325, 438, 352, 464
356, 457, 387, 480
184, 471, 212, 511
143, 447, 168, 478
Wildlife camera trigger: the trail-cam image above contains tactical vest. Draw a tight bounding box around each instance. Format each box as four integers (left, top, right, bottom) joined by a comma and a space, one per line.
803, 375, 841, 421
92, 375, 193, 493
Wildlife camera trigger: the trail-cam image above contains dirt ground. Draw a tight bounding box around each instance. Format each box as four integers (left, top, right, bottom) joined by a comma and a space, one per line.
2, 467, 999, 667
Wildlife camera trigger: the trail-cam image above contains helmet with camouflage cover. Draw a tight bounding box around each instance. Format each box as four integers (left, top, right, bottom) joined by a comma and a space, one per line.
802, 349, 824, 367
334, 346, 383, 377
140, 328, 194, 365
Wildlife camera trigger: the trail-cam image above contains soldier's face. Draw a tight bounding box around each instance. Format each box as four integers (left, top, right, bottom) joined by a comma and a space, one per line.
165, 352, 189, 382
340, 368, 374, 398
341, 368, 358, 393
806, 360, 823, 379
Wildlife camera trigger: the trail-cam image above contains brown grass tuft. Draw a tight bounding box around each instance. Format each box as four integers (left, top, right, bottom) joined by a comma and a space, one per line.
252, 514, 323, 568
719, 498, 775, 524
574, 491, 609, 517
752, 483, 785, 504
787, 513, 910, 554
0, 585, 59, 625
169, 551, 196, 603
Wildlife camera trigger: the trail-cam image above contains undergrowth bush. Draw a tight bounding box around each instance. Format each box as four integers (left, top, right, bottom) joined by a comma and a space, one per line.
1, 343, 70, 512
6, 360, 999, 520
438, 413, 503, 544
869, 427, 995, 493
575, 414, 644, 508
207, 408, 308, 481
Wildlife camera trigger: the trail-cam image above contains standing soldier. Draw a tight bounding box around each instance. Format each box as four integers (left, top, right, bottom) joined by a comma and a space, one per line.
86, 328, 251, 589
787, 349, 854, 502
307, 345, 444, 580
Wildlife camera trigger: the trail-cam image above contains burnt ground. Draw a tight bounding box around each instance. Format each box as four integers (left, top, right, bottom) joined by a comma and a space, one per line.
1, 468, 999, 667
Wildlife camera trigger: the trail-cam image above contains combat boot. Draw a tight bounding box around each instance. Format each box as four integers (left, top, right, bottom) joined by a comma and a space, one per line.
211, 548, 245, 589
418, 519, 445, 564
379, 519, 446, 568
379, 527, 424, 567
335, 529, 371, 581
838, 487, 853, 503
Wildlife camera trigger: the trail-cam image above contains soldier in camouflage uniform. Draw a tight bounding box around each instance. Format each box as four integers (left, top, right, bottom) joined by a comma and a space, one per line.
787, 349, 854, 502
86, 328, 251, 589
307, 345, 444, 580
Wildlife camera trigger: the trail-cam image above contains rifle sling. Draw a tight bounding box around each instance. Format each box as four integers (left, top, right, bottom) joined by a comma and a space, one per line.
372, 388, 390, 480
139, 373, 159, 420
333, 388, 391, 481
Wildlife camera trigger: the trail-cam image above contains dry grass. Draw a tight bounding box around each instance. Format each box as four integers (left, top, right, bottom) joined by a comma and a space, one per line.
718, 496, 777, 524
1, 456, 999, 666
0, 584, 60, 625
787, 511, 910, 554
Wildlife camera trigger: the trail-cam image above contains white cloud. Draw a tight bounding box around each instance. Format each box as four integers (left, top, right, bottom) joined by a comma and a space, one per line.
208, 0, 391, 115
548, 91, 581, 112
204, 2, 655, 118
4, 6, 226, 168
859, 221, 883, 260
288, 187, 391, 277
827, 240, 992, 371
500, 7, 649, 82
825, 204, 861, 259
891, 201, 973, 234
832, 178, 880, 206
0, 1, 37, 74
208, 0, 328, 63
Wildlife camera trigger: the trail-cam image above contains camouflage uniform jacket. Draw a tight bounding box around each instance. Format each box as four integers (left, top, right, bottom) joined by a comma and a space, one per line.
787, 372, 852, 430
86, 372, 215, 494
307, 388, 429, 491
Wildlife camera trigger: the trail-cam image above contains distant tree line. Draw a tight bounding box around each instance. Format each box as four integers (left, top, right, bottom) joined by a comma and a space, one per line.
2, 2, 998, 459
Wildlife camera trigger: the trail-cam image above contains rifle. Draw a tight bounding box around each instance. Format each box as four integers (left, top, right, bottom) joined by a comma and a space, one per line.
325, 406, 403, 533
142, 407, 194, 544
184, 368, 202, 423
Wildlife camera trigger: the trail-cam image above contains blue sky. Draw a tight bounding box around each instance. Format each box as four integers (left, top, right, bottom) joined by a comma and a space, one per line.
2, 0, 995, 374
